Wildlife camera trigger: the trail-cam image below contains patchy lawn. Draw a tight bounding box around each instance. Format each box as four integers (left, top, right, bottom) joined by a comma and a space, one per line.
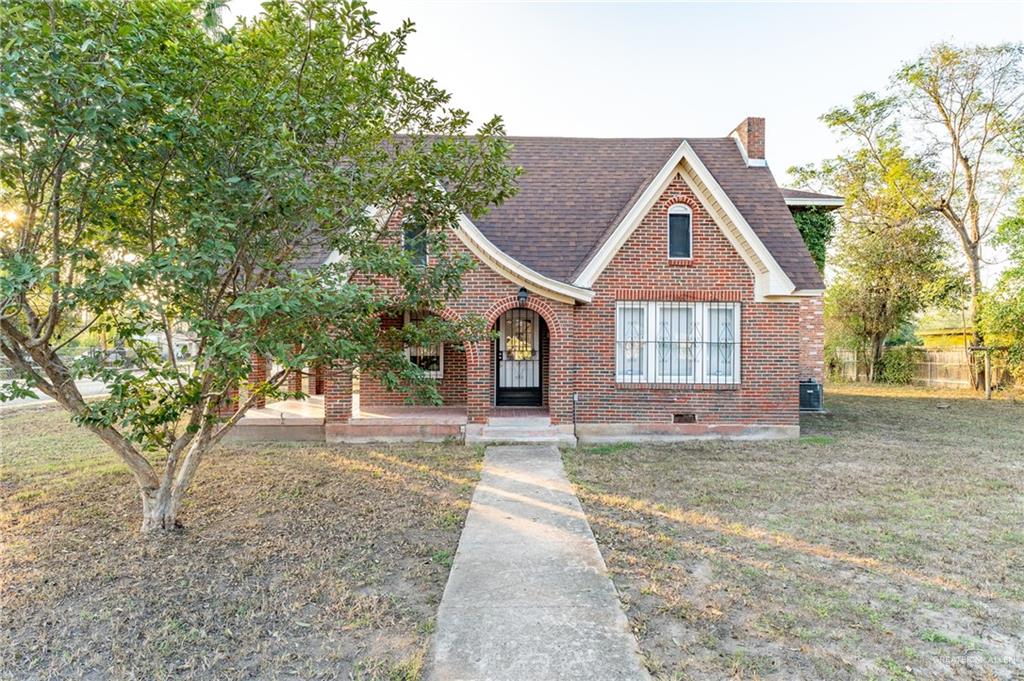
565, 383, 1024, 680
0, 405, 481, 680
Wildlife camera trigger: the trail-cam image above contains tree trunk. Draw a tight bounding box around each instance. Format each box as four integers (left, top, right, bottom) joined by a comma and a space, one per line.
140, 485, 180, 533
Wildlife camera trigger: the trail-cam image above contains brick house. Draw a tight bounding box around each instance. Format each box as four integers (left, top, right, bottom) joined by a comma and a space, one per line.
235, 118, 840, 446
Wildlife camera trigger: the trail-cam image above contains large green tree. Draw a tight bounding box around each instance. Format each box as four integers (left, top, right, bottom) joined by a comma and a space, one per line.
800, 119, 955, 379
0, 0, 518, 532
820, 43, 1024, 341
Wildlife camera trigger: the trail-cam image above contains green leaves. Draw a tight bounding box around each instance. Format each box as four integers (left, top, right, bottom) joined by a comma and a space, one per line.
1, 0, 516, 455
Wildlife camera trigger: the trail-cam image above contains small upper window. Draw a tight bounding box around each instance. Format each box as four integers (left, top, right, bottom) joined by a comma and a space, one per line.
403, 221, 428, 267
668, 204, 692, 259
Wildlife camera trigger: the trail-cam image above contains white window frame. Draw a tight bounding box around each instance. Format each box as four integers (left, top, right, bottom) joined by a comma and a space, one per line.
667, 204, 693, 261
404, 311, 444, 379
615, 301, 740, 385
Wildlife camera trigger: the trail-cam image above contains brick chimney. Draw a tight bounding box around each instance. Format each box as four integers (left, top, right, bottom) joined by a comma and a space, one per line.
731, 117, 765, 165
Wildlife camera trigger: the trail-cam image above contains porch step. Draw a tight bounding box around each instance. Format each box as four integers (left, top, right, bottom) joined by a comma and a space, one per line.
465, 417, 577, 447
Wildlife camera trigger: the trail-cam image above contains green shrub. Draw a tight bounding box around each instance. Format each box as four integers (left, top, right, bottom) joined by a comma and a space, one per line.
880, 345, 917, 384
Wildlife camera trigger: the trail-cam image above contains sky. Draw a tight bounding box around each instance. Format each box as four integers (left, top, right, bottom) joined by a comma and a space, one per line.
226, 0, 1024, 185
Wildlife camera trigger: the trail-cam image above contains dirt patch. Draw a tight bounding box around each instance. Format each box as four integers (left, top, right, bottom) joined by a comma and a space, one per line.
565, 384, 1024, 680
0, 406, 482, 680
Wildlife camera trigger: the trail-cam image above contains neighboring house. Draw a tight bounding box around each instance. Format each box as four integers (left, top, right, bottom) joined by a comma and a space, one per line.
236, 118, 836, 445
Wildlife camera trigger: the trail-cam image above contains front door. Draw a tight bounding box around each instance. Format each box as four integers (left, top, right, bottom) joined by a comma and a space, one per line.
495, 308, 542, 406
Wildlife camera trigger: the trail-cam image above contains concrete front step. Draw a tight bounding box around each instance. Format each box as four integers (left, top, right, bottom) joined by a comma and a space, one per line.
466, 422, 577, 447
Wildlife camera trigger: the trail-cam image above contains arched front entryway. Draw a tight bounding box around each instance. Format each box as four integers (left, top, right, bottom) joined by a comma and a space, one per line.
494, 308, 549, 407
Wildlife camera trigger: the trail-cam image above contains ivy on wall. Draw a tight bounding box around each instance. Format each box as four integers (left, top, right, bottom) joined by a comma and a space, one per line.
791, 207, 836, 273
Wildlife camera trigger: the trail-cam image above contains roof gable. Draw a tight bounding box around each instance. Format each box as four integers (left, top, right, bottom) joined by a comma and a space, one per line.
472, 137, 682, 282
474, 136, 822, 293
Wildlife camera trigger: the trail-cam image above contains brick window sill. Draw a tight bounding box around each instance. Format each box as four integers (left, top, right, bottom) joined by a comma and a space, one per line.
667, 258, 697, 267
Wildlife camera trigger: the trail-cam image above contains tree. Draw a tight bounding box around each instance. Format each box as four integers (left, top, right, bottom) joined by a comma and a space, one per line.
826, 223, 950, 381
980, 198, 1024, 382
0, 0, 518, 532
822, 43, 1024, 341
801, 124, 955, 380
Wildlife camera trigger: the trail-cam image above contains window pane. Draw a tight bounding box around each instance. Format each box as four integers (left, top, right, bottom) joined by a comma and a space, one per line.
708, 308, 735, 377
411, 345, 441, 373
668, 213, 691, 258
617, 305, 645, 378
657, 305, 694, 378
407, 311, 440, 375
403, 223, 427, 267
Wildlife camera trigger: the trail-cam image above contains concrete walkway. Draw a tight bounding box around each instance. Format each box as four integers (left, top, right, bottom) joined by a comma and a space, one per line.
429, 445, 649, 681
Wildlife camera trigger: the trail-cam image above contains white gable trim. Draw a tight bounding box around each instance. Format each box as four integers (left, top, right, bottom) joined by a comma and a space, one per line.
572, 140, 798, 302
455, 214, 594, 304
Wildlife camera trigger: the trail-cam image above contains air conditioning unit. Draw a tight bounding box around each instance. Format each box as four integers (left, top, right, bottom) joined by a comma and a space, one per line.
799, 380, 824, 412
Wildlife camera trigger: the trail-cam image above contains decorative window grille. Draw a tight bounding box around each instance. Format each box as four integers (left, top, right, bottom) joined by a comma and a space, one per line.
615, 301, 740, 384
405, 311, 443, 378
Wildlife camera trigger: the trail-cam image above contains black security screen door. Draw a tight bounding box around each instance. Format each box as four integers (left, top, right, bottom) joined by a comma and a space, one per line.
495, 308, 543, 406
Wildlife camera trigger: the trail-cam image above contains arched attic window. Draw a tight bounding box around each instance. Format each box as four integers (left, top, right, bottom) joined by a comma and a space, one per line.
667, 204, 692, 260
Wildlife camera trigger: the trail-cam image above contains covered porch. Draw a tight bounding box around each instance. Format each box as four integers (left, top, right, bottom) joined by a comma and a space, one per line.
225, 290, 577, 445
229, 396, 469, 443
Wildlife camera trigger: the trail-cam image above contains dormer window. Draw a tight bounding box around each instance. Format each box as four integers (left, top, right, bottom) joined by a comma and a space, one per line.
403, 220, 428, 268
667, 204, 692, 260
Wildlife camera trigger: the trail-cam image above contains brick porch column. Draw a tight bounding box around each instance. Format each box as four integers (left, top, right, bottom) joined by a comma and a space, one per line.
248, 353, 268, 408
313, 365, 325, 395
465, 340, 491, 424
323, 362, 353, 423
288, 368, 303, 393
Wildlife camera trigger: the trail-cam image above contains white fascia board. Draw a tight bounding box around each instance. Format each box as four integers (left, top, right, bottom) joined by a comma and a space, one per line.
456, 213, 594, 304
784, 196, 844, 207
573, 141, 797, 301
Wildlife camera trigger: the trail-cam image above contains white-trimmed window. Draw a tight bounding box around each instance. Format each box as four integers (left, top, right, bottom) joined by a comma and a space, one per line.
667, 204, 692, 259
615, 301, 740, 384
404, 311, 443, 378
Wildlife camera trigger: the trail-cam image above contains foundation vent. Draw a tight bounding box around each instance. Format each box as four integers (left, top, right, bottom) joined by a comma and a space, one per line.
673, 413, 697, 424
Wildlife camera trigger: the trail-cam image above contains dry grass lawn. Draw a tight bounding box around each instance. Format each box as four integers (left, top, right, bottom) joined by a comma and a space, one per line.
566, 383, 1024, 680
0, 405, 481, 680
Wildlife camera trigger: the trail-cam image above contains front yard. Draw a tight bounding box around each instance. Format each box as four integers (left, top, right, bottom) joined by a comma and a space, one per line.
3, 383, 1022, 680
0, 406, 481, 680
566, 383, 1024, 680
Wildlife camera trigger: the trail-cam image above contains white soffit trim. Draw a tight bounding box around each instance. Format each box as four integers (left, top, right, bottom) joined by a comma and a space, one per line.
784, 196, 844, 207
572, 140, 797, 301
455, 214, 594, 304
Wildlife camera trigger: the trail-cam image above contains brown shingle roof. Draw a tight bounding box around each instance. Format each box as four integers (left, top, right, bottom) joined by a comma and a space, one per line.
686, 138, 824, 290
295, 136, 825, 291
475, 137, 822, 290
473, 137, 683, 282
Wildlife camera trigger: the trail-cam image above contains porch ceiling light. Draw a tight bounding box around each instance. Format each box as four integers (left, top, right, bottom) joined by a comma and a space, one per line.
517, 287, 528, 306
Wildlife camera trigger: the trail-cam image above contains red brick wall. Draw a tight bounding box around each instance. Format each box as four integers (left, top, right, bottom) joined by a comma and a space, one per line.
358, 313, 468, 407
574, 173, 800, 426
327, 177, 805, 429
799, 296, 825, 383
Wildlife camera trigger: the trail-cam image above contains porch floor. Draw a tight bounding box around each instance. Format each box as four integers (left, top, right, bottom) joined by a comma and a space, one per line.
237, 398, 468, 427
352, 405, 467, 426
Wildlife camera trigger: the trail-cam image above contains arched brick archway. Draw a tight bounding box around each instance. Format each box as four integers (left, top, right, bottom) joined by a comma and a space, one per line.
464, 293, 574, 425
481, 295, 564, 341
